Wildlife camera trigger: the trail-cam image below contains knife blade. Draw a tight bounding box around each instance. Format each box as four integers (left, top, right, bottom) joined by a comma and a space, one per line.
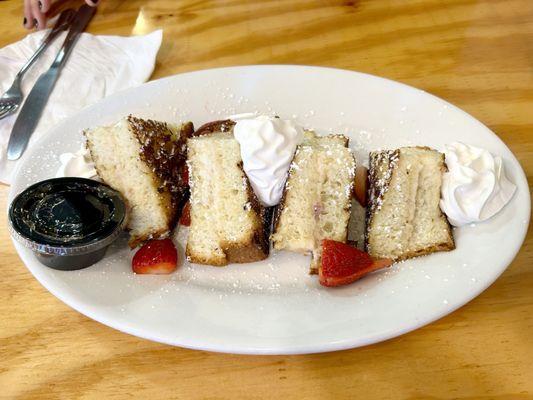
7, 5, 96, 161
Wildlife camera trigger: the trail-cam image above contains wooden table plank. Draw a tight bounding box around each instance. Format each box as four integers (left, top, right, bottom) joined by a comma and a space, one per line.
0, 0, 531, 398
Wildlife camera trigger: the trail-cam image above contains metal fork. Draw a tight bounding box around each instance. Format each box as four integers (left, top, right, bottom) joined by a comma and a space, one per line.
0, 9, 75, 121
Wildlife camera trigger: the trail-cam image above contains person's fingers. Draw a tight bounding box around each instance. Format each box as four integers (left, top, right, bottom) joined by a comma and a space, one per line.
46, 0, 74, 20
39, 0, 52, 13
25, 0, 99, 30
23, 0, 34, 29
30, 0, 46, 29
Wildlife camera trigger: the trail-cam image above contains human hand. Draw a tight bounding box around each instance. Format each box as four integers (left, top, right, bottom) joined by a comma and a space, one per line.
23, 0, 99, 30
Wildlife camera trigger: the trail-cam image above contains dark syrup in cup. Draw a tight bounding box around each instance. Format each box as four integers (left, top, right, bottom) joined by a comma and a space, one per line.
9, 178, 127, 270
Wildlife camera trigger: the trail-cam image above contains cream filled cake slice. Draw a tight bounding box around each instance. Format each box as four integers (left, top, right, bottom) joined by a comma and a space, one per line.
85, 115, 193, 248
186, 120, 272, 266
365, 146, 455, 261
271, 131, 356, 273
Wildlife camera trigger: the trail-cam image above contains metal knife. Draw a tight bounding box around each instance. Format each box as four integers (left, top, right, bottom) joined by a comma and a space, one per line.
7, 5, 96, 161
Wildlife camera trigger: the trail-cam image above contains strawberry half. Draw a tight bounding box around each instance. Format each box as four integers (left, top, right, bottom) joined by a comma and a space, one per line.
179, 201, 191, 226
319, 239, 393, 287
132, 238, 178, 274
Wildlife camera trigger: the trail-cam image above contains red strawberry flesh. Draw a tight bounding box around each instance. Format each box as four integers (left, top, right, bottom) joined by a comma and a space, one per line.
319, 239, 392, 287
132, 238, 178, 275
179, 201, 191, 226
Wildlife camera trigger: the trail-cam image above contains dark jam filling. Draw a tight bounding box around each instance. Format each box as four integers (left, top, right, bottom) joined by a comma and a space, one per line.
10, 178, 125, 247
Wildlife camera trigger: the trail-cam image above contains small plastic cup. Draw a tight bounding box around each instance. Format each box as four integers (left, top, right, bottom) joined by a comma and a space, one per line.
9, 177, 127, 271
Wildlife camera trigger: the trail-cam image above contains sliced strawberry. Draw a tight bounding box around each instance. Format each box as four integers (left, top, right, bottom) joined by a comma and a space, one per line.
319, 239, 393, 287
132, 238, 178, 274
353, 165, 368, 207
181, 165, 189, 186
179, 201, 191, 226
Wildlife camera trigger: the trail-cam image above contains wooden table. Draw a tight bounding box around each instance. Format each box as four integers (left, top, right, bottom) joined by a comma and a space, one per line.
1, 0, 531, 398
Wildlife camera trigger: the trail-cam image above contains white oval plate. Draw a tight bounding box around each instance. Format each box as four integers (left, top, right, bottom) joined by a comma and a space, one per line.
9, 66, 530, 354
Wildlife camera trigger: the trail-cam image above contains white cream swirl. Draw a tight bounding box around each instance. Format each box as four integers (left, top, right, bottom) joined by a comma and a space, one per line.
55, 144, 97, 179
440, 142, 516, 227
233, 115, 303, 206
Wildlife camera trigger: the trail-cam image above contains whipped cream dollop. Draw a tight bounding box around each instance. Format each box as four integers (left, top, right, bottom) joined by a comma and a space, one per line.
440, 142, 516, 227
55, 144, 97, 179
232, 115, 303, 206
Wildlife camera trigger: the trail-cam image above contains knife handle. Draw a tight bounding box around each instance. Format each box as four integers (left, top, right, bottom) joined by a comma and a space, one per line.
51, 5, 96, 69
16, 9, 76, 79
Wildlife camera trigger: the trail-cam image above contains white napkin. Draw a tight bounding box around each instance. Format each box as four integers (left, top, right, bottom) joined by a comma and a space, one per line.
0, 29, 163, 184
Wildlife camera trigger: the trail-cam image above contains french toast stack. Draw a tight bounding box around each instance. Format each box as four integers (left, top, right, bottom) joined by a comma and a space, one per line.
185, 121, 272, 265
365, 147, 455, 261
85, 116, 192, 247
271, 131, 356, 273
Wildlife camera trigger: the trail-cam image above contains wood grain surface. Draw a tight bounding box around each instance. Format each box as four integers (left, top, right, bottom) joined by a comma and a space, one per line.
1, 0, 532, 399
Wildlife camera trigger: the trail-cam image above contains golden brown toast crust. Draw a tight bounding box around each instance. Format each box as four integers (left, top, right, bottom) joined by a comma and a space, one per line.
365, 149, 400, 250
230, 168, 272, 262
194, 119, 235, 136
